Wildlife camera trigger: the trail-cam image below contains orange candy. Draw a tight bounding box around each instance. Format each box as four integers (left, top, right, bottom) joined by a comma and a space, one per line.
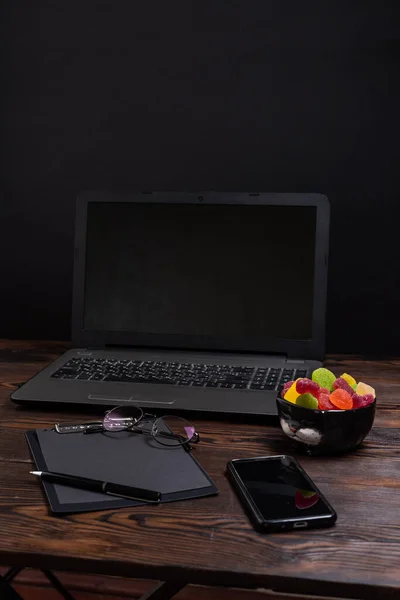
330, 388, 353, 410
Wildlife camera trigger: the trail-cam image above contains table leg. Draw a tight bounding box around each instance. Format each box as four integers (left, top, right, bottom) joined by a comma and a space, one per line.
2, 566, 24, 583
0, 575, 24, 599
138, 580, 187, 600
42, 569, 77, 600
1, 567, 185, 600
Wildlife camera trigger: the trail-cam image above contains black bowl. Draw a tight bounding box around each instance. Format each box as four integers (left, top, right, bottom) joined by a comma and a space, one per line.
276, 396, 376, 454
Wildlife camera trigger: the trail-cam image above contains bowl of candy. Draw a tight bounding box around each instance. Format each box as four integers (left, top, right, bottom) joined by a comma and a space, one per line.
276, 368, 376, 454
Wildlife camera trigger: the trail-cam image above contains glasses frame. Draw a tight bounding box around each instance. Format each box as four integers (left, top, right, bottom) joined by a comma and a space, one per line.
54, 406, 200, 452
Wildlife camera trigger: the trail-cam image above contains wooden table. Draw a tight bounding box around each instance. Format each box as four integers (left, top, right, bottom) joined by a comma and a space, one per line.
0, 340, 399, 600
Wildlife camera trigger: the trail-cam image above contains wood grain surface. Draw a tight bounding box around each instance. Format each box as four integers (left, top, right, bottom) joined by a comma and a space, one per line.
0, 340, 399, 600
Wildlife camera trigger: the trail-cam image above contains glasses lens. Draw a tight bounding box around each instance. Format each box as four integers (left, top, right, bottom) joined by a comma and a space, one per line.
153, 416, 196, 446
103, 406, 143, 432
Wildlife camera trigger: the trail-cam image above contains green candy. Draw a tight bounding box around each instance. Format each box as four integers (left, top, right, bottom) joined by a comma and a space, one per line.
296, 393, 318, 409
312, 367, 336, 391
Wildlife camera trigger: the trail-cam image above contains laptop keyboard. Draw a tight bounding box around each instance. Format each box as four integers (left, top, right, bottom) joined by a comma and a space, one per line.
51, 357, 307, 392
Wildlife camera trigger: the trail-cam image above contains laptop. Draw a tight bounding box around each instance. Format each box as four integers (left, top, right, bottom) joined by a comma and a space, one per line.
11, 191, 330, 416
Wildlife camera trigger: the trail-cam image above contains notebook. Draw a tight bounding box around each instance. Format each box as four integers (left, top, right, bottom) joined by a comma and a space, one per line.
26, 427, 218, 514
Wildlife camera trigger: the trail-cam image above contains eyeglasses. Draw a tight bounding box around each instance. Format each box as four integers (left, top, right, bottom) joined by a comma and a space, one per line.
55, 406, 200, 451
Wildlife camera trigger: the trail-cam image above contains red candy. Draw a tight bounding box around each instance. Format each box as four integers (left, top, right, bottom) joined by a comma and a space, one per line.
352, 393, 375, 409
296, 378, 320, 398
318, 392, 336, 410
363, 393, 375, 406
333, 377, 355, 396
352, 394, 364, 408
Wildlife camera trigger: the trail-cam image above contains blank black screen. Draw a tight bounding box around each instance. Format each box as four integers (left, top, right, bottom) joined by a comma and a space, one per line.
84, 202, 316, 341
233, 457, 333, 520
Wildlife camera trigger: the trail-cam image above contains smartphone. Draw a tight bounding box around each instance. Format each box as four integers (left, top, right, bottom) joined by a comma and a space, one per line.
227, 455, 337, 533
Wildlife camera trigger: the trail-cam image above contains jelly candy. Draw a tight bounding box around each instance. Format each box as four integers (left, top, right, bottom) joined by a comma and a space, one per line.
352, 393, 375, 408
351, 394, 364, 408
296, 378, 320, 397
332, 377, 355, 396
355, 381, 376, 399
362, 393, 375, 406
330, 388, 353, 410
281, 380, 294, 399
318, 391, 336, 410
286, 369, 375, 411
312, 368, 336, 391
296, 393, 319, 409
284, 381, 300, 403
341, 373, 357, 389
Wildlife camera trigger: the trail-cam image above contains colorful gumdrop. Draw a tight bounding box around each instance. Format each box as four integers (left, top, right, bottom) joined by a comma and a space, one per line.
312, 368, 336, 391
332, 377, 355, 396
296, 378, 320, 397
341, 373, 357, 389
362, 393, 375, 405
355, 381, 376, 399
296, 393, 319, 409
318, 391, 336, 410
330, 388, 353, 410
284, 381, 300, 403
281, 380, 294, 399
352, 393, 375, 408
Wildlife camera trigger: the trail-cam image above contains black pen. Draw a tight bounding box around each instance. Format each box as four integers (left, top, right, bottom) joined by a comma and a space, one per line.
30, 470, 161, 503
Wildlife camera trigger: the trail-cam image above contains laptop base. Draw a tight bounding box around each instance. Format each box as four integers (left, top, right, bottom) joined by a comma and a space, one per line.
11, 348, 321, 417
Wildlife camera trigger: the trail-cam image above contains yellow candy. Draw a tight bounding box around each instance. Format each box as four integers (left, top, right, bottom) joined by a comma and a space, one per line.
356, 381, 376, 399
284, 381, 300, 403
341, 373, 357, 388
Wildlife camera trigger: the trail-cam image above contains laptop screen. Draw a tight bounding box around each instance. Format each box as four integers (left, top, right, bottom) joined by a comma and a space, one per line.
83, 202, 316, 343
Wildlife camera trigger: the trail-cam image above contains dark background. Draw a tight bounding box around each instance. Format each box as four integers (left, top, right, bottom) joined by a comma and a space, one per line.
1, 1, 399, 355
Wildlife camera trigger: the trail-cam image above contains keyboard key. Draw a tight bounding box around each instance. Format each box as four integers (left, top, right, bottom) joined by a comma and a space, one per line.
296, 369, 307, 378
103, 374, 123, 382
250, 382, 277, 390
264, 383, 277, 390
77, 373, 91, 380
58, 368, 78, 376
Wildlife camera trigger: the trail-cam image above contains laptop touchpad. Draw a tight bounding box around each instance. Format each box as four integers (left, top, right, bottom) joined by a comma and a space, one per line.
88, 394, 175, 405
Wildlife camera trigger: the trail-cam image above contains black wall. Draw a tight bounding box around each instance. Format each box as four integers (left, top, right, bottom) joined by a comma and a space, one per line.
1, 2, 399, 355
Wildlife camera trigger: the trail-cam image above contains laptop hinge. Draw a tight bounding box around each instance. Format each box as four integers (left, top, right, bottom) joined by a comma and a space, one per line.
86, 346, 292, 360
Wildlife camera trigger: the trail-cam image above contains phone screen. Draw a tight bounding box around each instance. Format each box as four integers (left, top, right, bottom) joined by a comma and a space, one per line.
232, 456, 333, 521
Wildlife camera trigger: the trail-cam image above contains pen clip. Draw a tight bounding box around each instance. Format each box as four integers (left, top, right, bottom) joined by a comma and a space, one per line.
105, 490, 161, 504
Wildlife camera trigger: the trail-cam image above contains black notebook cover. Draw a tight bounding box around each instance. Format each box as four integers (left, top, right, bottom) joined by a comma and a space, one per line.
26, 428, 218, 514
